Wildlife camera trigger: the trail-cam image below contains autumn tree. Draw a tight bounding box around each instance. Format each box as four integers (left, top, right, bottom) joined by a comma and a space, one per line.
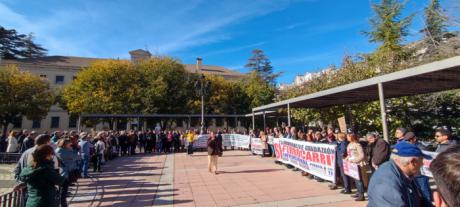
137, 57, 193, 114
243, 71, 275, 109
0, 65, 54, 134
62, 60, 143, 127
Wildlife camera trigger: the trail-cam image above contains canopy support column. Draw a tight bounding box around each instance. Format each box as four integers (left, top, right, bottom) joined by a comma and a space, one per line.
252, 111, 255, 130
263, 111, 266, 130
287, 103, 291, 126
378, 83, 389, 142
77, 116, 81, 132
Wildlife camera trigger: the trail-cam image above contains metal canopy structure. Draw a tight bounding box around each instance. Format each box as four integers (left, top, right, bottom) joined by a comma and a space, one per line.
251, 55, 460, 141
80, 114, 246, 118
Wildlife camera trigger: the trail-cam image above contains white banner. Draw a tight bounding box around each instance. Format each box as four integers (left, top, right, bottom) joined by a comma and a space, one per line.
251, 138, 263, 155
186, 134, 250, 149
273, 138, 337, 182
421, 150, 438, 177
343, 160, 360, 180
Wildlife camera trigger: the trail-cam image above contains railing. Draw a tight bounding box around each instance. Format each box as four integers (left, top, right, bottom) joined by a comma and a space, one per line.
0, 189, 25, 207
0, 153, 21, 164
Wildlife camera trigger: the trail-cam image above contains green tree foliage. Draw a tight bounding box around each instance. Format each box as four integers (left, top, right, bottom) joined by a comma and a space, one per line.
0, 65, 54, 134
245, 49, 280, 85
137, 57, 191, 114
243, 71, 275, 109
424, 0, 447, 45
62, 60, 143, 115
0, 26, 47, 59
22, 33, 47, 58
365, 0, 414, 71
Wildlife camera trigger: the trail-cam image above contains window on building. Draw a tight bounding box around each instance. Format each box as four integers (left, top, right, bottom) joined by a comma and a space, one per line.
55, 75, 64, 85
51, 116, 60, 128
39, 74, 47, 78
68, 116, 77, 128
32, 119, 41, 129
12, 117, 22, 128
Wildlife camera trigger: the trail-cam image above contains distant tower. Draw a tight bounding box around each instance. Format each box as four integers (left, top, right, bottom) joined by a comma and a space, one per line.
196, 57, 202, 73
129, 49, 152, 64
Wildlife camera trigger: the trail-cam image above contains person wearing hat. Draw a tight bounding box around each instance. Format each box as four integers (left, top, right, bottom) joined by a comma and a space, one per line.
368, 141, 432, 207
78, 132, 91, 178
401, 132, 428, 151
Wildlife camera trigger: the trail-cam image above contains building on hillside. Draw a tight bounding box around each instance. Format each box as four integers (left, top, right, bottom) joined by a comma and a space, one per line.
278, 68, 336, 90
0, 49, 247, 132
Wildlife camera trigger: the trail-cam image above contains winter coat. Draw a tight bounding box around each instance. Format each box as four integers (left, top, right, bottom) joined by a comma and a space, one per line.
19, 160, 65, 207
207, 138, 219, 156
346, 142, 366, 166
55, 147, 77, 179
6, 136, 19, 153
366, 138, 391, 167
368, 160, 430, 207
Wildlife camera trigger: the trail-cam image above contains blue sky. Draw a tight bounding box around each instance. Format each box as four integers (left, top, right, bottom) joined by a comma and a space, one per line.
1, 0, 458, 84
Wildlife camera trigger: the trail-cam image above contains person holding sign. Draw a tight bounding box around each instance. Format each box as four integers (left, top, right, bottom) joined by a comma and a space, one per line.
345, 133, 366, 201
336, 133, 351, 194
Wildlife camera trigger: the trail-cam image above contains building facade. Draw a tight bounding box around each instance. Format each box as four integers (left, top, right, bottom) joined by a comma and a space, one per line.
0, 49, 247, 132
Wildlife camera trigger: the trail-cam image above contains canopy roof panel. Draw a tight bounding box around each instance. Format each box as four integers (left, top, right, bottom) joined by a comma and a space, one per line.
81, 114, 245, 118
254, 56, 460, 112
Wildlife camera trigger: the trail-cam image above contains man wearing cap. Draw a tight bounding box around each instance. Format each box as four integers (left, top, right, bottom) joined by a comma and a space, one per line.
368, 141, 432, 207
401, 132, 428, 151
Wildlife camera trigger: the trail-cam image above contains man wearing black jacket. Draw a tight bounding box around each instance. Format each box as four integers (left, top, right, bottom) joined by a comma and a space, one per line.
216, 130, 223, 156
366, 133, 390, 172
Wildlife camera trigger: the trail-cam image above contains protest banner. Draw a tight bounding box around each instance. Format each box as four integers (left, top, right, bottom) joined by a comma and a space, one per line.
186, 134, 251, 149
251, 138, 264, 155
337, 117, 347, 133
273, 138, 337, 182
420, 150, 438, 177
343, 160, 360, 180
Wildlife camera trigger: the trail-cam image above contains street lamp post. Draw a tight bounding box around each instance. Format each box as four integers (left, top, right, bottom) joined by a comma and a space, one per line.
195, 74, 211, 134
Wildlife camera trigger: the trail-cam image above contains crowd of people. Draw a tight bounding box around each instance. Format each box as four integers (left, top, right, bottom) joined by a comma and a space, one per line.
2, 128, 209, 207
1, 125, 459, 207
252, 125, 459, 206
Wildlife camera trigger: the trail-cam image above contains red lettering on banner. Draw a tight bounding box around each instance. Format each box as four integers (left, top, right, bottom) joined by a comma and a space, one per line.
305, 151, 312, 161
326, 154, 332, 166
320, 153, 326, 165
313, 152, 319, 163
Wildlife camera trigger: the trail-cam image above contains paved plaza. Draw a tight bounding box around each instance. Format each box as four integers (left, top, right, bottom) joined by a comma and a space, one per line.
69, 151, 367, 207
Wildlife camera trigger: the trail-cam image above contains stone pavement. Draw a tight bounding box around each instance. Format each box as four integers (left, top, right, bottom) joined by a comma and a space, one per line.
0, 164, 16, 194
70, 151, 367, 207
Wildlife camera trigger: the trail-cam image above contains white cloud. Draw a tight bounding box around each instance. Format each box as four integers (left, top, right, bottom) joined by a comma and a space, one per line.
276, 21, 310, 31
0, 0, 301, 57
